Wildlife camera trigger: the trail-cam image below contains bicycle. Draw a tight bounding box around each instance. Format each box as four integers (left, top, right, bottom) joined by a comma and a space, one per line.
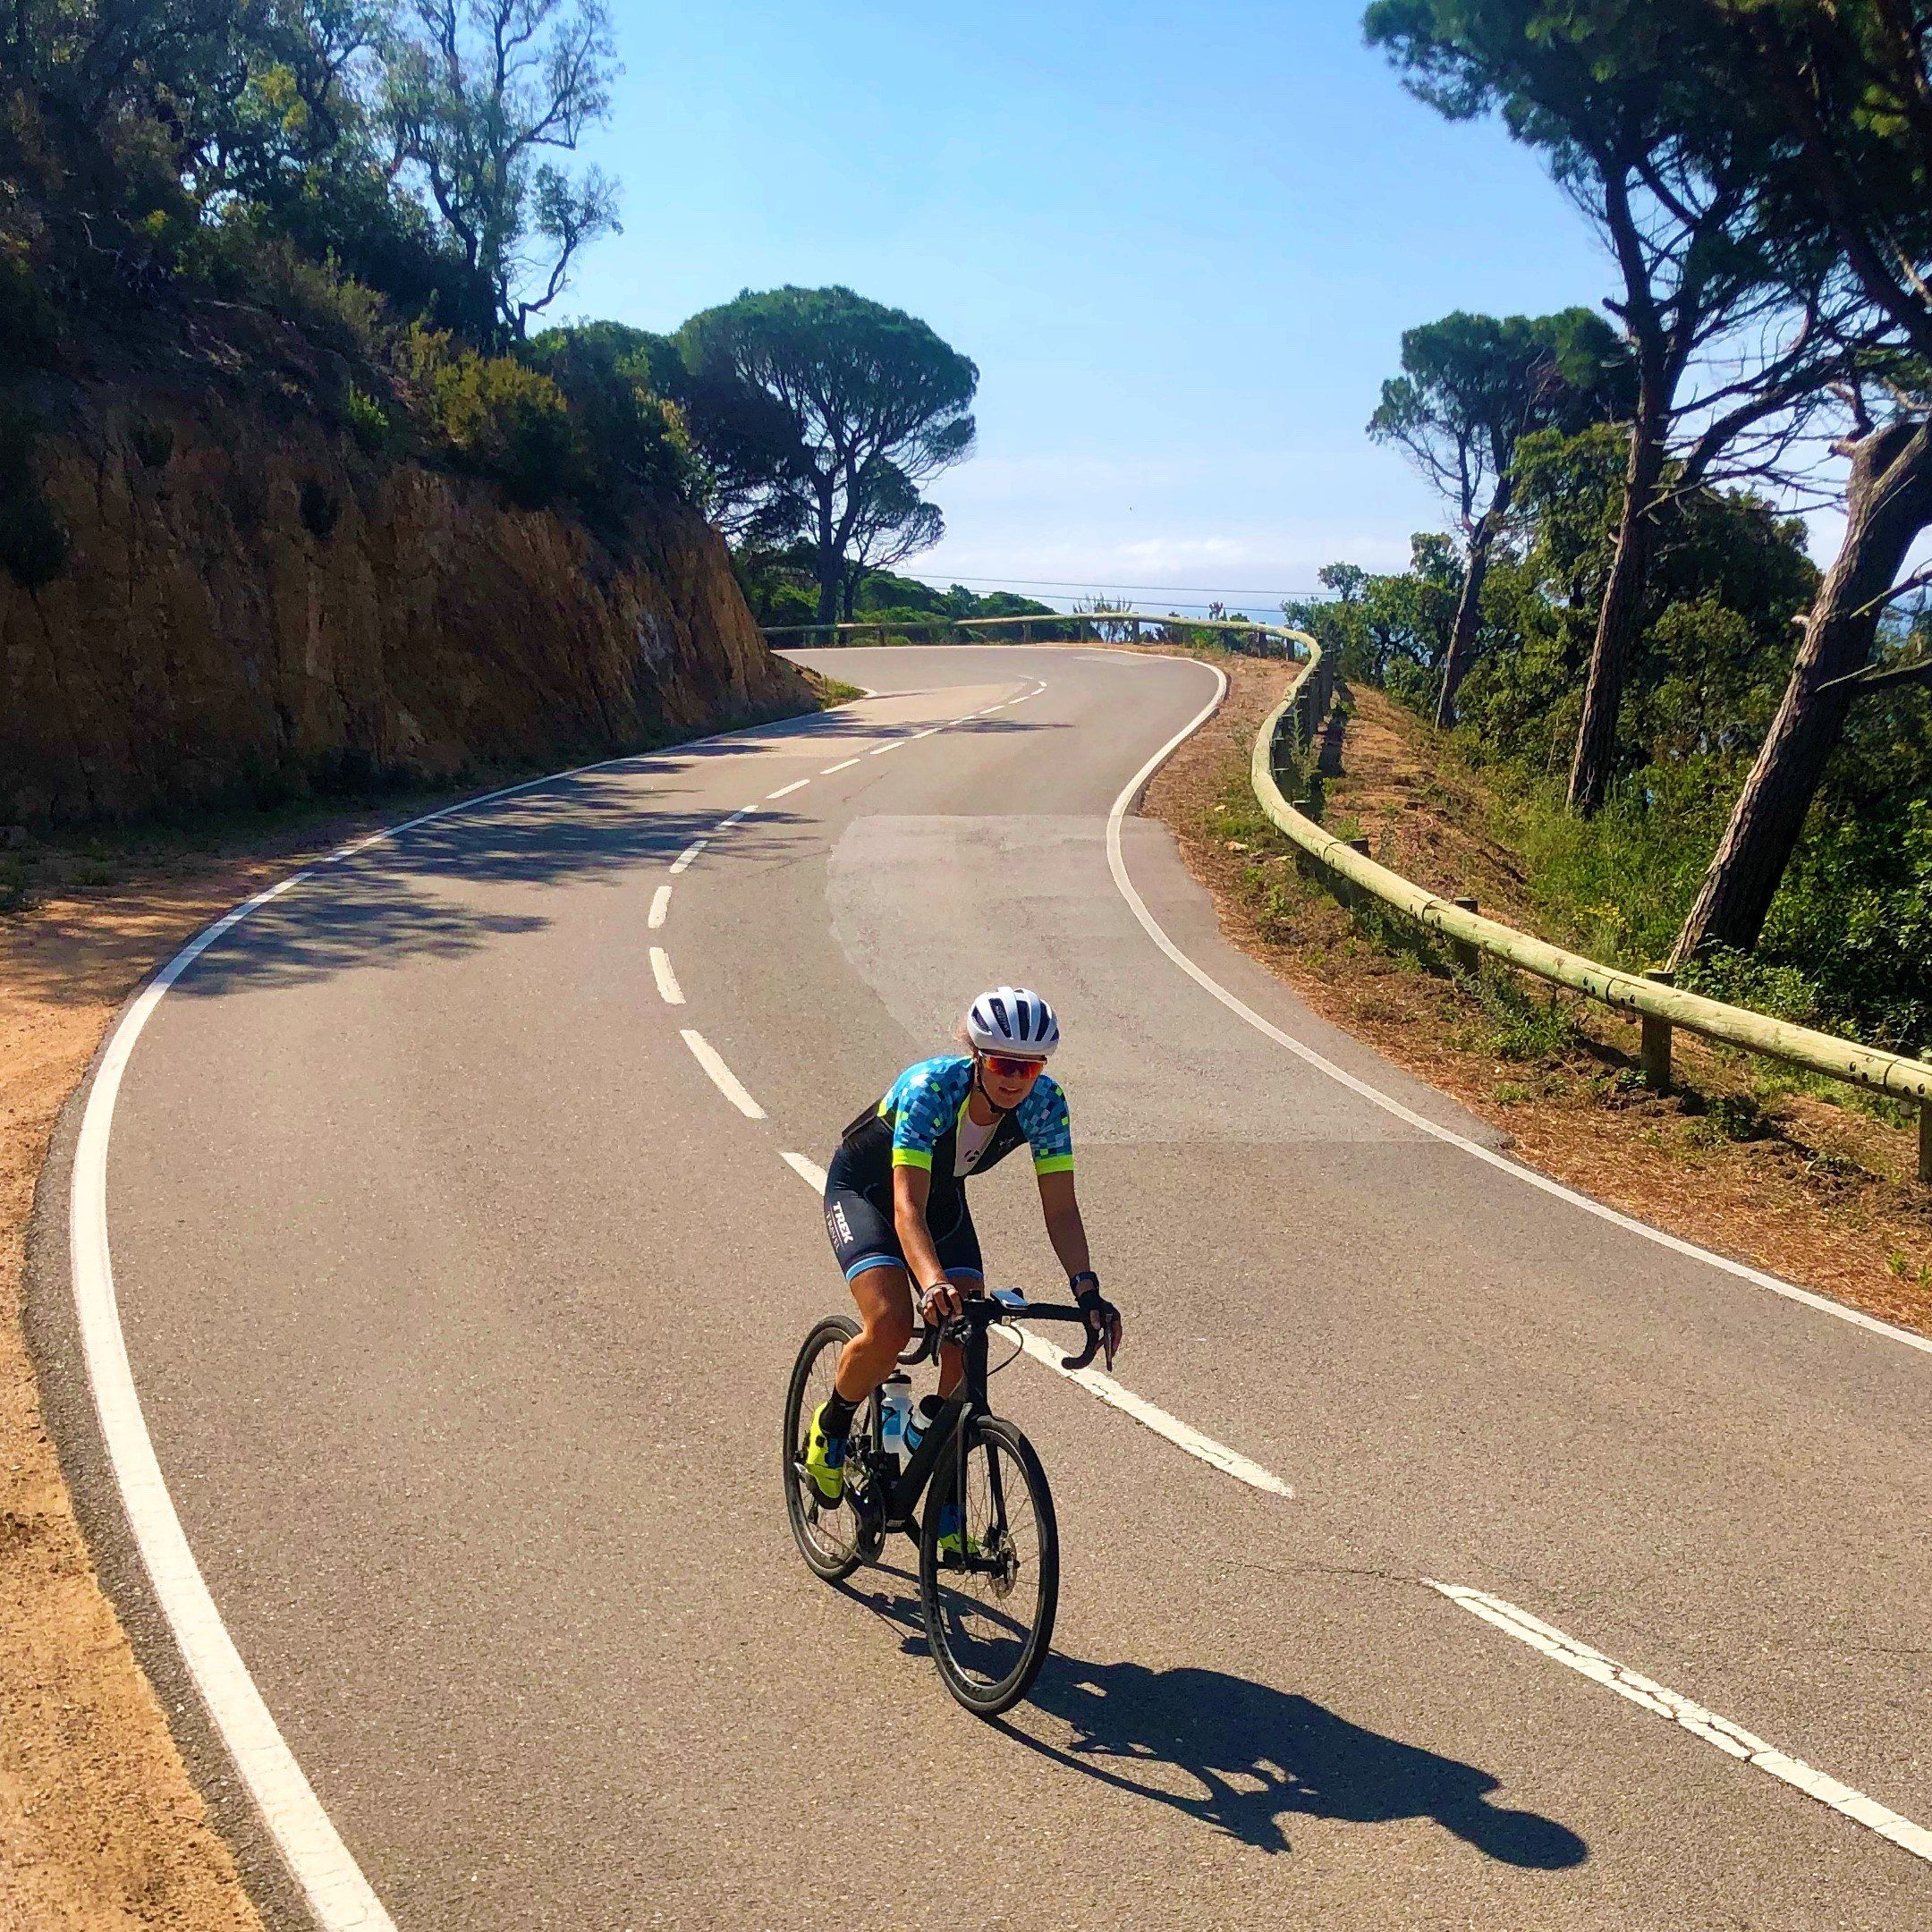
782, 1289, 1102, 1716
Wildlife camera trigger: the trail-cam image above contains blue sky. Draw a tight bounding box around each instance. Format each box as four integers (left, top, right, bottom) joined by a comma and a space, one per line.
563, 2, 1616, 612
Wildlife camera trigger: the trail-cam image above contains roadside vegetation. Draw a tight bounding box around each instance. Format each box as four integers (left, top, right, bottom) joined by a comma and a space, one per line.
1296, 2, 1932, 1070
2, 0, 982, 650
1140, 657, 1932, 1335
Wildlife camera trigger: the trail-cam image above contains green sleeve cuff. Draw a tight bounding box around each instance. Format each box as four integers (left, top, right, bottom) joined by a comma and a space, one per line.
1032, 1153, 1075, 1175
891, 1148, 933, 1171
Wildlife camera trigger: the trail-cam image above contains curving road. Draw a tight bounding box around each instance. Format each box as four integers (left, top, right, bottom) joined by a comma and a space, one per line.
62, 645, 1932, 1929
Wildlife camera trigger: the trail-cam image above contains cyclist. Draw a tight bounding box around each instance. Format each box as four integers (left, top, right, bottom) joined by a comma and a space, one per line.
805, 986, 1122, 1506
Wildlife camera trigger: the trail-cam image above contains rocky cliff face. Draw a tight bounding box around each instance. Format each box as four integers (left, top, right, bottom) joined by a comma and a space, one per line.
0, 376, 810, 822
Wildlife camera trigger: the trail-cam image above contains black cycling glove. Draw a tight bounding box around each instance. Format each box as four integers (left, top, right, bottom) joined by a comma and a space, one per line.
1072, 1273, 1120, 1361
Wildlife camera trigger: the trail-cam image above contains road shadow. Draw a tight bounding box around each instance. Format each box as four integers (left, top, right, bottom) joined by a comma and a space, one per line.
996, 1652, 1588, 1868
165, 769, 809, 996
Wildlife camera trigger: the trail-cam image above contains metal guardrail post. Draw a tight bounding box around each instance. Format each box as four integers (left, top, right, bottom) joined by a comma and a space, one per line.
1450, 898, 1479, 977
1641, 969, 1674, 1090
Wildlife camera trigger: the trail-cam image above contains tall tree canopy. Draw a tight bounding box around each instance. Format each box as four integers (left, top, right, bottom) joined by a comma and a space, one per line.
1368, 306, 1632, 724
1365, 0, 1855, 813
383, 0, 620, 343
1664, 0, 1932, 963
673, 286, 977, 626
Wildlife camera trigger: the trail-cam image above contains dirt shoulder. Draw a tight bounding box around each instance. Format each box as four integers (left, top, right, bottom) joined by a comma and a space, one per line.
1138, 654, 1932, 1335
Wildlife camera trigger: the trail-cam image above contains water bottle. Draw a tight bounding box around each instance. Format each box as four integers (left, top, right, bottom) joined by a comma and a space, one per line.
903, 1392, 943, 1458
878, 1376, 913, 1465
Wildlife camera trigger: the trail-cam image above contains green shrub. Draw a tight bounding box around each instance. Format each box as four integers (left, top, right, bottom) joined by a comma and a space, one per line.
400, 326, 580, 507
344, 385, 394, 454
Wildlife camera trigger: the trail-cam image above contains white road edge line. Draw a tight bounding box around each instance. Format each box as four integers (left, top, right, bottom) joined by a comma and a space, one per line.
1102, 656, 1932, 1362
649, 947, 684, 1005
648, 886, 671, 929
70, 877, 399, 1932
773, 1154, 1289, 1497
821, 758, 860, 774
1002, 1326, 1291, 1496
669, 839, 706, 875
64, 696, 898, 1932
682, 1030, 767, 1119
1425, 1581, 1932, 1864
766, 778, 810, 800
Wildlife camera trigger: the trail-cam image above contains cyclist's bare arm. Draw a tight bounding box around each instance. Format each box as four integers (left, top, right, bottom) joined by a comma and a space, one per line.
892, 1165, 958, 1314
1038, 1170, 1121, 1355
1036, 1169, 1091, 1279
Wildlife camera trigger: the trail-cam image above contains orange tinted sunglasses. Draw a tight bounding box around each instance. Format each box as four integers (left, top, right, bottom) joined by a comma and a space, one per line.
981, 1053, 1046, 1080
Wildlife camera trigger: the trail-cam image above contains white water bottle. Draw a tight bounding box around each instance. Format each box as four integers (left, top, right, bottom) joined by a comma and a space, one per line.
903, 1393, 942, 1458
878, 1377, 913, 1465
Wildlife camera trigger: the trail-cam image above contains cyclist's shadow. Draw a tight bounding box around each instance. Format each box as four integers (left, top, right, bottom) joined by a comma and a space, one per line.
997, 1653, 1587, 1868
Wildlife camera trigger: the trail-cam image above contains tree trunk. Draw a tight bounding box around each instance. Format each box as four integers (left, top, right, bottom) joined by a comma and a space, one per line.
1670, 417, 1932, 966
1568, 398, 1667, 814
813, 489, 840, 630
1435, 472, 1511, 730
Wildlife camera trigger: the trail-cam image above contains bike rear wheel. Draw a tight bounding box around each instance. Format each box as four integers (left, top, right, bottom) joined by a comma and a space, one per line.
782, 1315, 869, 1580
919, 1414, 1059, 1716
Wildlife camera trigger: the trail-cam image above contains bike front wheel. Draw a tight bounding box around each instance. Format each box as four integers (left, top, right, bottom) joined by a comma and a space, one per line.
919, 1414, 1059, 1716
782, 1314, 869, 1580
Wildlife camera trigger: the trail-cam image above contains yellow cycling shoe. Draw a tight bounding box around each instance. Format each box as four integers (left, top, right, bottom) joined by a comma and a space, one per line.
936, 1503, 982, 1561
803, 1401, 847, 1505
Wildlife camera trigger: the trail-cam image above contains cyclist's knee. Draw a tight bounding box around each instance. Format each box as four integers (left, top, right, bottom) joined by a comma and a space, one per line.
869, 1303, 915, 1357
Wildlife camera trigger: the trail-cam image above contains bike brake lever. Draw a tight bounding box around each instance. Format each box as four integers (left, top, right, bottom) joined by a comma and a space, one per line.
1061, 1329, 1102, 1372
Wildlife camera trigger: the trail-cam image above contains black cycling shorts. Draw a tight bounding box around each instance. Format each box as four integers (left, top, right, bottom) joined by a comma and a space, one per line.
823, 1145, 983, 1284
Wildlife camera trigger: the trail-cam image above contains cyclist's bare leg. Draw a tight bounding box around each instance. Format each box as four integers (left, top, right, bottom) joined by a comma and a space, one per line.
835, 1265, 978, 1403
835, 1263, 914, 1400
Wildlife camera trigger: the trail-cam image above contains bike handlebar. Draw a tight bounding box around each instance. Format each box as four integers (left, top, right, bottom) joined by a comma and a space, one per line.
937, 1296, 1108, 1372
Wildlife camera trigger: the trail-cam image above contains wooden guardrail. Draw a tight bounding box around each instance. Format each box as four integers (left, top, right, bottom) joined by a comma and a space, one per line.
760, 611, 1293, 652
1251, 635, 1932, 1185
764, 606, 1930, 1181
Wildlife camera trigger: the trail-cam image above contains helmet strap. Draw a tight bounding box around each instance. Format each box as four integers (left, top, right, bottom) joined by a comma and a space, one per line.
970, 1055, 1013, 1116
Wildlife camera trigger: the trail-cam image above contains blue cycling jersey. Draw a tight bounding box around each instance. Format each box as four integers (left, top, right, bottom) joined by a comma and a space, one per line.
839, 1055, 1073, 1190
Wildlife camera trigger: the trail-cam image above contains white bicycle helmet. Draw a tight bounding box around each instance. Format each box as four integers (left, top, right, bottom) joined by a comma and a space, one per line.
965, 986, 1060, 1059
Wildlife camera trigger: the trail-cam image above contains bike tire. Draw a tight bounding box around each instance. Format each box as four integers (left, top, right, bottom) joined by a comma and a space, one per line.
919, 1414, 1059, 1716
782, 1314, 868, 1580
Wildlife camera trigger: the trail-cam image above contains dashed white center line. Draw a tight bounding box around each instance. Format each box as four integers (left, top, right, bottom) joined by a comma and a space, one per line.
772, 1153, 1290, 1498
681, 1030, 766, 1119
714, 809, 750, 831
648, 947, 684, 1005
1426, 1583, 1932, 1866
948, 716, 975, 726
648, 886, 671, 929
868, 741, 903, 756
766, 777, 810, 800
910, 726, 941, 739
669, 839, 706, 875
979, 703, 1008, 713
821, 757, 861, 774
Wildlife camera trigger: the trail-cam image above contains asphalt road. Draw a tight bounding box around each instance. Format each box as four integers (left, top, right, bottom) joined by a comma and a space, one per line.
76, 645, 1932, 1928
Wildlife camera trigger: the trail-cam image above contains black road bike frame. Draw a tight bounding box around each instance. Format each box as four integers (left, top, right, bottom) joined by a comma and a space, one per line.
847, 1296, 1097, 1560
